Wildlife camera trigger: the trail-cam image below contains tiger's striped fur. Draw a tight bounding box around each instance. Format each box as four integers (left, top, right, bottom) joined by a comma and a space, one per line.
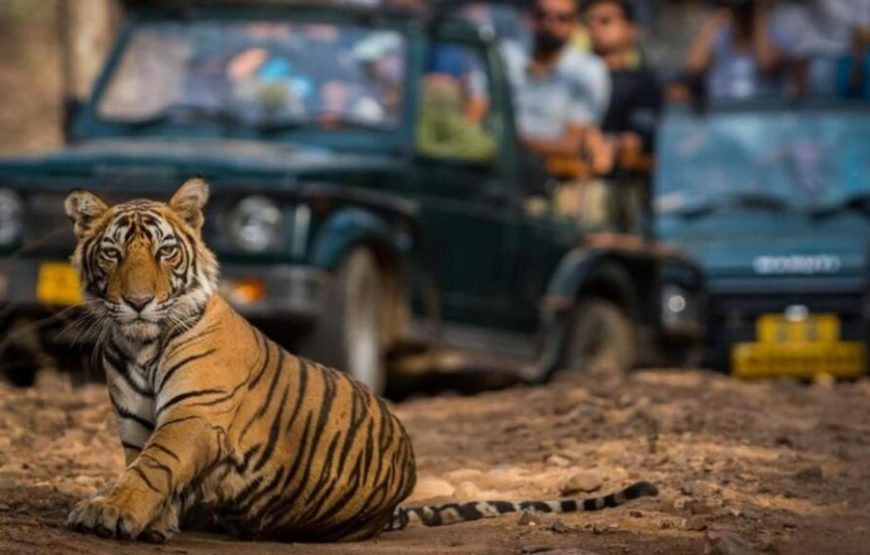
63, 178, 657, 544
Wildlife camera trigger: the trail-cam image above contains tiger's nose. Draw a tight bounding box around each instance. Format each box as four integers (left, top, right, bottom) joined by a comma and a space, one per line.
123, 294, 154, 313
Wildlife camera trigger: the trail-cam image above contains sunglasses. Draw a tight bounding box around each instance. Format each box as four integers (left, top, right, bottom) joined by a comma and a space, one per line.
533, 8, 577, 24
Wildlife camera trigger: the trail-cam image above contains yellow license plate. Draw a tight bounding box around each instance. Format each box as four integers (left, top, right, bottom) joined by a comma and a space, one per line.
733, 313, 867, 379
36, 262, 83, 307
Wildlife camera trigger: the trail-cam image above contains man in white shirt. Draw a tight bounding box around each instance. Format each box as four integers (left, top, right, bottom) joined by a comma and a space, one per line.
502, 0, 611, 161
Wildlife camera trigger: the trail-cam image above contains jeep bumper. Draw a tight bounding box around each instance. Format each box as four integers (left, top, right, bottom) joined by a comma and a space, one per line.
0, 259, 332, 325
220, 264, 333, 323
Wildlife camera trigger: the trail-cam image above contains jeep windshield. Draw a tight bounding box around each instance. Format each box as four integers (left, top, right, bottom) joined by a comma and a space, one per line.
96, 19, 407, 133
654, 102, 870, 218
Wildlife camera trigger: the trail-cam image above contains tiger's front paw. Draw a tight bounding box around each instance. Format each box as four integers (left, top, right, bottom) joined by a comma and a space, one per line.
139, 505, 180, 544
67, 495, 148, 540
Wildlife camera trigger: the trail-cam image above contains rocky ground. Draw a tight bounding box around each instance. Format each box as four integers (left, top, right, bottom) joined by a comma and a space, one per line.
0, 370, 869, 555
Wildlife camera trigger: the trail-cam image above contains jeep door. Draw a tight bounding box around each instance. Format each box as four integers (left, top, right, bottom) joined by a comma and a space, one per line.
411, 32, 520, 327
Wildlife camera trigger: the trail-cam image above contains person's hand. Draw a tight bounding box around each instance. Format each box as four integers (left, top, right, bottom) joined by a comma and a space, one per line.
583, 128, 615, 176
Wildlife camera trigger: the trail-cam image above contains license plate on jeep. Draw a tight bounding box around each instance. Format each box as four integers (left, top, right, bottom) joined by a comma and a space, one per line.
36, 262, 82, 307
732, 313, 866, 379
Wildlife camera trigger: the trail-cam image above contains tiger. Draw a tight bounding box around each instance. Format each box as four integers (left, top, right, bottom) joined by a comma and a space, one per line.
63, 177, 659, 544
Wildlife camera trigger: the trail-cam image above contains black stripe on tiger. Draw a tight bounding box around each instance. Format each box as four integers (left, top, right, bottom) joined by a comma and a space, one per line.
384, 481, 659, 530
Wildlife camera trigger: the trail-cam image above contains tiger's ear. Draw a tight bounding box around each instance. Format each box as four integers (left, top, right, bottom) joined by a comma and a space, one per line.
170, 177, 209, 231
65, 189, 108, 240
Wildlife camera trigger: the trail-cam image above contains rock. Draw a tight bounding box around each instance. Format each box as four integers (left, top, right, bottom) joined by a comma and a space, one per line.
549, 520, 569, 534
412, 478, 454, 500
560, 471, 602, 495
794, 465, 823, 482
773, 435, 794, 448
0, 503, 9, 511
741, 507, 762, 520
74, 475, 97, 486
453, 481, 482, 500
629, 510, 643, 518
546, 454, 572, 468
685, 500, 713, 515
703, 530, 759, 555
685, 517, 709, 532
518, 511, 544, 526
680, 481, 695, 496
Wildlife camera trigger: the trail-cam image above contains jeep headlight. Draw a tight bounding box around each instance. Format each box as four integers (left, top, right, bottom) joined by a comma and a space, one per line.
228, 196, 283, 253
662, 284, 694, 328
0, 189, 23, 247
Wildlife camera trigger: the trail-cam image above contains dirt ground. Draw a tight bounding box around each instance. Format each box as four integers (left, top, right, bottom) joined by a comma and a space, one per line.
1, 370, 869, 555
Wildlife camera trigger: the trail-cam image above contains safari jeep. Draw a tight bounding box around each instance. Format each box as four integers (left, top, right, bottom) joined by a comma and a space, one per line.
0, 0, 703, 393
656, 100, 870, 380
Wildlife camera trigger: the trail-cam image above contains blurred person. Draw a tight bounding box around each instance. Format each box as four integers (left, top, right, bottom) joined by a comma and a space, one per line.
584, 0, 661, 231
570, 2, 641, 68
426, 43, 490, 123
585, 0, 662, 161
683, 0, 790, 102
775, 0, 870, 97
416, 76, 497, 163
502, 0, 611, 169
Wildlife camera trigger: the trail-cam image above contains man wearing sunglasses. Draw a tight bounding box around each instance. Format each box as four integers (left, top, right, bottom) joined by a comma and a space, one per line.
502, 0, 610, 167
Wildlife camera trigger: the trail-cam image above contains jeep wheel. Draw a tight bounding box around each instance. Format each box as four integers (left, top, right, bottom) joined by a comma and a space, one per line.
300, 248, 387, 395
561, 298, 635, 376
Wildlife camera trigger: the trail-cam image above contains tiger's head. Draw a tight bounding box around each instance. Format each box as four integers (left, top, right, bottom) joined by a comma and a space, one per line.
64, 178, 218, 343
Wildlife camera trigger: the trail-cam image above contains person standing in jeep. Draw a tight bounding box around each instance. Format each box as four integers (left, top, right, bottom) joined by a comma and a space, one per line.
501, 0, 611, 169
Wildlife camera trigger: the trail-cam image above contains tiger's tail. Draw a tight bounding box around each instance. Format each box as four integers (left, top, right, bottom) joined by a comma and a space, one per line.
384, 481, 658, 531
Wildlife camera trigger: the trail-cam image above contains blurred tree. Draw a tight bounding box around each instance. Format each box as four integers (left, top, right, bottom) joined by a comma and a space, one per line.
59, 0, 120, 101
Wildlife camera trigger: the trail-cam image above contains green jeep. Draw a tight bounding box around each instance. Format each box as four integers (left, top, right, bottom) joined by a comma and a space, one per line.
0, 1, 703, 394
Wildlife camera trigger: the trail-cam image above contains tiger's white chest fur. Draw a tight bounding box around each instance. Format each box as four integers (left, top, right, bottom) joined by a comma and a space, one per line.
103, 338, 162, 452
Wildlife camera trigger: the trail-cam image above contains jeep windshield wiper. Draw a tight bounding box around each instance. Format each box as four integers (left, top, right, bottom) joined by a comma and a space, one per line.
675, 191, 790, 218
113, 105, 249, 129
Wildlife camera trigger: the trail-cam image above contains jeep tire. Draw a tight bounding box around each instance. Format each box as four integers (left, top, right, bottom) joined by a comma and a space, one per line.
562, 298, 635, 376
299, 248, 387, 395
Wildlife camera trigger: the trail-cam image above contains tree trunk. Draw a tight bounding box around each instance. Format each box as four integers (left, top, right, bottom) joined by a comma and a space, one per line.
59, 0, 119, 101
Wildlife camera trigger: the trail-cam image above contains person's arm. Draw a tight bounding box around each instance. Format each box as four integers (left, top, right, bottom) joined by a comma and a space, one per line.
752, 0, 785, 73
686, 9, 730, 76
520, 122, 586, 158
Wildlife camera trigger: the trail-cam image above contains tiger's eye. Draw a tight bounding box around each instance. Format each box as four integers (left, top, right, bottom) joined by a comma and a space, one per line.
158, 245, 178, 259
100, 248, 121, 263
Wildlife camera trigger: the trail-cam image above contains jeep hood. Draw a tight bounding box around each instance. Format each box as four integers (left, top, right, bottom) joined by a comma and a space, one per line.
658, 211, 870, 281
0, 138, 402, 184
